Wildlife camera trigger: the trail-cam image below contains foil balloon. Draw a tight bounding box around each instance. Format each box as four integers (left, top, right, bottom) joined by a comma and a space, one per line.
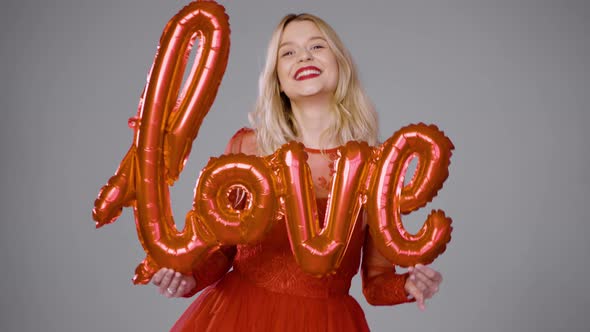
93, 146, 137, 227
93, 0, 456, 283
195, 154, 279, 244
366, 123, 454, 267
163, 7, 231, 185
276, 141, 372, 276
92, 85, 147, 227
93, 1, 231, 284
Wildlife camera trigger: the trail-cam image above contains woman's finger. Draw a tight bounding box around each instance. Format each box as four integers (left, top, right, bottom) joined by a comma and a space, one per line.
158, 269, 176, 295
151, 268, 167, 286
412, 269, 438, 295
410, 274, 429, 295
416, 264, 443, 283
165, 272, 183, 297
406, 281, 426, 310
174, 280, 188, 297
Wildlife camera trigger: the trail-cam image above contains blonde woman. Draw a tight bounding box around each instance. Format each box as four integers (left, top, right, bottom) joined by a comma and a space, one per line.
152, 13, 443, 331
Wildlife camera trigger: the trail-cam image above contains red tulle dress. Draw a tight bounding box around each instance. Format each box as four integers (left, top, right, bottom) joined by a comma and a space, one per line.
171, 128, 413, 332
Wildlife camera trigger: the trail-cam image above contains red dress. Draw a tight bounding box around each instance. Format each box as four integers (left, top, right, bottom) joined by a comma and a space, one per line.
171, 128, 413, 332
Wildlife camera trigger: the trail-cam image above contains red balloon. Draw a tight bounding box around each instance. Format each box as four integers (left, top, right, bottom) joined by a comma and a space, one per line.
366, 123, 454, 267
93, 1, 231, 284
195, 154, 279, 244
275, 141, 372, 276
93, 146, 137, 227
93, 3, 456, 282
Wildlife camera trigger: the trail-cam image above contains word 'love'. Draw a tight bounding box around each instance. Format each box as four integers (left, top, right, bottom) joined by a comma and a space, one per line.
92, 1, 453, 283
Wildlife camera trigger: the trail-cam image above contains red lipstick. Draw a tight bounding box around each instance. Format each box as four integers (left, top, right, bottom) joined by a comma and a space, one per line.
294, 66, 321, 81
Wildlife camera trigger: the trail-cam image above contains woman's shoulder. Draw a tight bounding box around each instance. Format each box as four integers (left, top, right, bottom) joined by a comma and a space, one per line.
224, 127, 258, 155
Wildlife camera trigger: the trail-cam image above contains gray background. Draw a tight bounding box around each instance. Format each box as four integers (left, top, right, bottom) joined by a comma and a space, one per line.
1, 0, 589, 331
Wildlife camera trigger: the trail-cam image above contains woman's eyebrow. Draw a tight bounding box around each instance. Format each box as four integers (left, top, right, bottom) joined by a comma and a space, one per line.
308, 36, 326, 43
278, 41, 293, 49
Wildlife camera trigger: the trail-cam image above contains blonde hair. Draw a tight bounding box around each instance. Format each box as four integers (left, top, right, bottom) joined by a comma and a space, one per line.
249, 13, 379, 155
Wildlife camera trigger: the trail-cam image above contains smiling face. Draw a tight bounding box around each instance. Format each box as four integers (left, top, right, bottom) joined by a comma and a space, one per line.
276, 20, 339, 102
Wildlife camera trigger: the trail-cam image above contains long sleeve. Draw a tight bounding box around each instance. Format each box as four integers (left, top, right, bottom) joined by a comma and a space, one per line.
182, 245, 237, 298
182, 128, 254, 297
361, 224, 415, 306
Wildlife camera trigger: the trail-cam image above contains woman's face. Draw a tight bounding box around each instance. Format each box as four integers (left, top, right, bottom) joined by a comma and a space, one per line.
276, 20, 339, 102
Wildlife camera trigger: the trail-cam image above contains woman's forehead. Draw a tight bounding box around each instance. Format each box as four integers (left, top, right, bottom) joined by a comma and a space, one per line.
279, 20, 325, 46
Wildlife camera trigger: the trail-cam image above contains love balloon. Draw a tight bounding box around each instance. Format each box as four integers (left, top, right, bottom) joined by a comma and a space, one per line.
93, 1, 231, 284
93, 1, 454, 283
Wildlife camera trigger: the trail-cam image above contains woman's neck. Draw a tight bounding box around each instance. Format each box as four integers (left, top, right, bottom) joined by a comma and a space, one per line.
290, 96, 336, 149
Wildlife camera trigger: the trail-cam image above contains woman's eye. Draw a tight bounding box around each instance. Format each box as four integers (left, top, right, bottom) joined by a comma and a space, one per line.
311, 44, 324, 50
281, 50, 294, 57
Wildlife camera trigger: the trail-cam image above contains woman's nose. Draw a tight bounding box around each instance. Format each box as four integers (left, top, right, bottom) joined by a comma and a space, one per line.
298, 49, 312, 62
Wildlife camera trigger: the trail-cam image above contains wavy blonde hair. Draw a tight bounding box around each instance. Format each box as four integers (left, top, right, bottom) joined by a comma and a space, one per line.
249, 13, 379, 155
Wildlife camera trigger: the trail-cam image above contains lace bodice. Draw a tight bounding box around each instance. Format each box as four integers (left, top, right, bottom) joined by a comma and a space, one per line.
233, 197, 364, 298
225, 128, 361, 297
186, 128, 412, 305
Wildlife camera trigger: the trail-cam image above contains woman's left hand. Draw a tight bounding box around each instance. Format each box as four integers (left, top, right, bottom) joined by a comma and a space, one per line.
404, 264, 443, 310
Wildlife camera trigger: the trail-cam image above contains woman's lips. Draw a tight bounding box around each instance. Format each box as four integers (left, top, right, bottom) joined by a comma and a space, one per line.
294, 66, 321, 81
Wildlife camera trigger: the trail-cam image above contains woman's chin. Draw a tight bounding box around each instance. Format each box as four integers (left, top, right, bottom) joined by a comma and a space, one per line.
289, 88, 335, 102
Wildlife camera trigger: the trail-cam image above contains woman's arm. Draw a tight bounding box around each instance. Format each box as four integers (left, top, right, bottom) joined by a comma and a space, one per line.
152, 245, 236, 298
361, 228, 415, 306
361, 218, 443, 309
180, 245, 237, 297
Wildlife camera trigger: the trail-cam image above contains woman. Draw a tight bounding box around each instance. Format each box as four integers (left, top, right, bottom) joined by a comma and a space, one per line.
152, 13, 443, 331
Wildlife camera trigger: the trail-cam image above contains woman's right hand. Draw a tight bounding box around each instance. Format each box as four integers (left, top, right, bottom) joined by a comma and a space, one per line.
151, 268, 196, 298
